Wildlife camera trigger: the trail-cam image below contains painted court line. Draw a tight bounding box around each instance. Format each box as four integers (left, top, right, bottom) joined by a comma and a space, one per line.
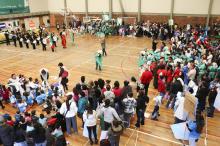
125, 127, 137, 145
75, 39, 131, 68
127, 128, 183, 145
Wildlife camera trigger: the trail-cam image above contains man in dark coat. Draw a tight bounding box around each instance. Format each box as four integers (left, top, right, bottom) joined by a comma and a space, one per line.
0, 116, 14, 146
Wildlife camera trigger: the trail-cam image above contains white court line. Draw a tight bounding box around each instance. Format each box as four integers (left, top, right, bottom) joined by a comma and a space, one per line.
0, 50, 35, 62
125, 127, 137, 146
134, 130, 139, 146
83, 140, 89, 146
127, 128, 183, 145
75, 39, 131, 68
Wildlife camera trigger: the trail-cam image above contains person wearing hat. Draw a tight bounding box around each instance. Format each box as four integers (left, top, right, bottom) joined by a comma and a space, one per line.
108, 120, 124, 146
0, 115, 14, 146
95, 50, 103, 71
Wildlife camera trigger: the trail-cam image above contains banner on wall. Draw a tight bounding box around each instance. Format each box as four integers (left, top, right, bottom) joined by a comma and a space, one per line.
0, 23, 6, 29
24, 17, 39, 30
29, 20, 35, 28
0, 0, 29, 15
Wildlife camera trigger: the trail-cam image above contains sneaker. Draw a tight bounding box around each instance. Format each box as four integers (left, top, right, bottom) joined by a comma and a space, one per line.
135, 123, 140, 128
90, 141, 93, 145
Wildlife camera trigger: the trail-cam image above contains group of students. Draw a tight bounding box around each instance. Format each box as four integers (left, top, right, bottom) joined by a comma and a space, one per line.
0, 70, 150, 146
138, 22, 220, 145
2, 25, 76, 52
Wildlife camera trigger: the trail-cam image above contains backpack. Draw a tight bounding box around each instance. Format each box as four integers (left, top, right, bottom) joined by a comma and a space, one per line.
61, 70, 68, 78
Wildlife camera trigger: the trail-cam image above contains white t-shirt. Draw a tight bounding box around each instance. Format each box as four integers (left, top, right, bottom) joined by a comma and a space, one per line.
104, 91, 115, 102
83, 110, 97, 127
100, 106, 121, 123
60, 100, 78, 118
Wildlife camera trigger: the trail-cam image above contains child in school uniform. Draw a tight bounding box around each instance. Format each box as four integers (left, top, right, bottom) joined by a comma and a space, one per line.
151, 95, 162, 120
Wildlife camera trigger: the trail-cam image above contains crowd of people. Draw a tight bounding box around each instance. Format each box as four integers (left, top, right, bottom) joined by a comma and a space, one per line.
0, 18, 220, 146
1, 24, 78, 52
138, 21, 220, 145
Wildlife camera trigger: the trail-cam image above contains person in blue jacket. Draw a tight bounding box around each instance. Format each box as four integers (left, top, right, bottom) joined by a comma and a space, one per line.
186, 112, 205, 146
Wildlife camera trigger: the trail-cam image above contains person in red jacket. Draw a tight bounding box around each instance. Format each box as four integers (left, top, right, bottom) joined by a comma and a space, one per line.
140, 67, 153, 96
166, 65, 173, 90
2, 85, 10, 102
173, 63, 181, 79
158, 75, 166, 97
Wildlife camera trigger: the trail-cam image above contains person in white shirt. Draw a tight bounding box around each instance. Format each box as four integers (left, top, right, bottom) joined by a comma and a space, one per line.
188, 63, 197, 81
104, 85, 115, 103
99, 99, 121, 130
83, 105, 98, 145
60, 95, 78, 135
122, 92, 137, 128
42, 37, 47, 51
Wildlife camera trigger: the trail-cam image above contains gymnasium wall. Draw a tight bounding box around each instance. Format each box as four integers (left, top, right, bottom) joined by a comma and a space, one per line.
1, 0, 220, 27
29, 0, 48, 13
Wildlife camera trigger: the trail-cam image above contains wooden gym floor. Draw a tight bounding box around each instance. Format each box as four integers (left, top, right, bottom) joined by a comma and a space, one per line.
0, 34, 219, 146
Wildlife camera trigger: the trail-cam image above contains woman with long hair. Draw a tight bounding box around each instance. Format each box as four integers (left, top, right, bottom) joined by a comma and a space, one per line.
60, 95, 78, 135
83, 105, 98, 145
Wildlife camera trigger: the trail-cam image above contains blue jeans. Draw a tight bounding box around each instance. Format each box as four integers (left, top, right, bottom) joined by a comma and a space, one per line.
160, 92, 165, 97
14, 141, 27, 146
136, 109, 145, 126
65, 116, 78, 134
123, 113, 132, 128
35, 141, 47, 146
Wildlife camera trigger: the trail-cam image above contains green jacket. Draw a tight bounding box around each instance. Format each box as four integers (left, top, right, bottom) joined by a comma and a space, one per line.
208, 65, 217, 79
95, 53, 103, 66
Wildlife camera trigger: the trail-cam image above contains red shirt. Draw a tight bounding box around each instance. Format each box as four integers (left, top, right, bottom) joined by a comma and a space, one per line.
6, 120, 14, 126
140, 70, 153, 85
173, 67, 181, 78
157, 69, 167, 78
112, 88, 122, 97
158, 79, 166, 93
101, 88, 106, 94
2, 89, 10, 100
167, 70, 173, 83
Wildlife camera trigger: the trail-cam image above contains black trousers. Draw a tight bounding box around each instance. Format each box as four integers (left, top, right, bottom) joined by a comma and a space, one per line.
104, 121, 111, 130
32, 44, 36, 49
13, 40, 17, 47
102, 48, 107, 56
61, 77, 68, 91
87, 125, 97, 142
136, 109, 145, 127
25, 43, 29, 48
19, 42, 23, 48
144, 83, 150, 96
53, 41, 57, 47
6, 39, 10, 45
42, 44, 46, 51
